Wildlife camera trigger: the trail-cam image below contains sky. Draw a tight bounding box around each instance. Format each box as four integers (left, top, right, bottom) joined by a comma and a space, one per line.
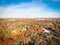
0, 0, 60, 18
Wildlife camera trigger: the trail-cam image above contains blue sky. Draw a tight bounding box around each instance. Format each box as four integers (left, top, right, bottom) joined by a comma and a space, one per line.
0, 0, 60, 18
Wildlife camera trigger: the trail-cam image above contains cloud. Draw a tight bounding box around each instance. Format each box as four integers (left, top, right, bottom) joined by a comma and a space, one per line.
0, 3, 60, 18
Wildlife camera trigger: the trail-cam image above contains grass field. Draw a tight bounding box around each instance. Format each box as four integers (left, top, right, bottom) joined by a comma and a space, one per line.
0, 18, 60, 45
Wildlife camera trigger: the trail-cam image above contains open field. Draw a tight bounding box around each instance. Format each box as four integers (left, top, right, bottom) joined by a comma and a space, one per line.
0, 18, 60, 45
